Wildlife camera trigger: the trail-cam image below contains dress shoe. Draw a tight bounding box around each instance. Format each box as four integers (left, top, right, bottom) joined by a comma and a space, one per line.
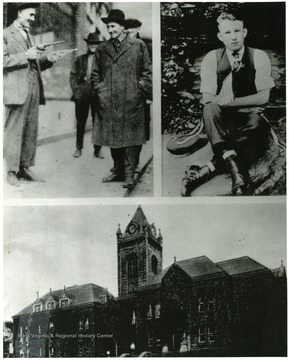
223, 154, 246, 196
7, 171, 20, 187
102, 173, 124, 183
17, 167, 45, 182
135, 165, 140, 174
181, 165, 214, 197
94, 149, 104, 159
73, 149, 82, 158
123, 177, 134, 189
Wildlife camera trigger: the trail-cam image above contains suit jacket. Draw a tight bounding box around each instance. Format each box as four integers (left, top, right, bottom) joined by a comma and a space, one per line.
70, 53, 93, 101
3, 23, 53, 105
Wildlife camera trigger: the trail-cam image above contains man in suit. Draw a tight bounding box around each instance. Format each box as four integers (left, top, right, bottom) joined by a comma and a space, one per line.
181, 11, 274, 196
70, 32, 104, 159
91, 10, 152, 189
3, 2, 58, 187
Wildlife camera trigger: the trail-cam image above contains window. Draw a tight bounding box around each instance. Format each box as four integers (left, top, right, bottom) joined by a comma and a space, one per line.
208, 326, 215, 343
49, 346, 54, 356
128, 254, 137, 278
34, 304, 41, 312
79, 320, 83, 330
40, 348, 42, 357
198, 298, 205, 312
60, 299, 69, 308
147, 304, 153, 319
49, 322, 54, 332
131, 310, 136, 325
85, 318, 89, 330
151, 256, 158, 274
38, 325, 41, 334
20, 349, 24, 358
47, 302, 55, 310
155, 304, 161, 319
198, 327, 206, 343
208, 299, 215, 311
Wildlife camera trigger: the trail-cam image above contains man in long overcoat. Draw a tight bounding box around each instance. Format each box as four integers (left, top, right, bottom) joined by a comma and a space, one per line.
3, 2, 58, 187
70, 31, 104, 159
91, 9, 152, 188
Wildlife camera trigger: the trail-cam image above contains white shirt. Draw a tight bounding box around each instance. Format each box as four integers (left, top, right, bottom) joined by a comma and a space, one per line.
200, 47, 275, 95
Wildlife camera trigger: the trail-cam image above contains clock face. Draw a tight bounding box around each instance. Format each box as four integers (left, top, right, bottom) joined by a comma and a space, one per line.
128, 223, 137, 235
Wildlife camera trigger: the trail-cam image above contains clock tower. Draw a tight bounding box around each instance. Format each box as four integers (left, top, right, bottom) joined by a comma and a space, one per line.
117, 206, 163, 298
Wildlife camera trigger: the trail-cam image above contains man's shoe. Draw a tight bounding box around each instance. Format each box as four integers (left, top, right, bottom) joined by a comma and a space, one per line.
123, 177, 134, 189
181, 165, 212, 197
7, 171, 20, 187
73, 149, 82, 158
94, 149, 104, 159
223, 154, 246, 196
17, 167, 45, 182
103, 173, 124, 183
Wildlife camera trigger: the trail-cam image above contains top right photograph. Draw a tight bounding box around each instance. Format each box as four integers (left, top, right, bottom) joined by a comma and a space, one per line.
161, 2, 286, 197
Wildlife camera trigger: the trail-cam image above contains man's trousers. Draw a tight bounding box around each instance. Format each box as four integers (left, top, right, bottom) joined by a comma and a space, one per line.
203, 103, 270, 167
75, 92, 100, 152
4, 72, 40, 173
110, 146, 142, 178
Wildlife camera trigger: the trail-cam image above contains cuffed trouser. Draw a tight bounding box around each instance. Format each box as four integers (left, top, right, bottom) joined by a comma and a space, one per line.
203, 103, 270, 168
75, 94, 100, 152
4, 73, 40, 173
110, 146, 142, 178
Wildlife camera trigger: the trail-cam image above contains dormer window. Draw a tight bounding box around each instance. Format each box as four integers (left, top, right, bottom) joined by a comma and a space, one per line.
47, 301, 55, 310
60, 299, 69, 308
34, 304, 41, 313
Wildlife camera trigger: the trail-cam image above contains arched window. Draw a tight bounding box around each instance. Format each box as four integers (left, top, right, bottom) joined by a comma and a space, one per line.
85, 318, 89, 330
151, 255, 158, 274
128, 254, 138, 278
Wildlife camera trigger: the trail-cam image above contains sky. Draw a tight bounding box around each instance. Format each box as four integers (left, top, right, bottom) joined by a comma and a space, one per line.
4, 200, 286, 321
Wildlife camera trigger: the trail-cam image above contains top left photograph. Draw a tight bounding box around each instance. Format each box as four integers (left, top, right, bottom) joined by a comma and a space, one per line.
3, 2, 153, 199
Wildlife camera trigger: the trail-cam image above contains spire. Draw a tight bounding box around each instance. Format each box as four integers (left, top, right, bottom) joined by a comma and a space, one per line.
130, 205, 149, 229
158, 228, 163, 241
174, 256, 176, 263
116, 223, 122, 239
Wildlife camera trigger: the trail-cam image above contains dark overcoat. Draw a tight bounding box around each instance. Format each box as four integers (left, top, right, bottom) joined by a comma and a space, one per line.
91, 36, 152, 148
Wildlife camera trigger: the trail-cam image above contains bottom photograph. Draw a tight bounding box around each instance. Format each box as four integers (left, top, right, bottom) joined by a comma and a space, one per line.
4, 202, 286, 357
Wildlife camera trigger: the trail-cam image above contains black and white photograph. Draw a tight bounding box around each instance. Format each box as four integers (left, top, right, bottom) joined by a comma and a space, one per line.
3, 2, 153, 198
2, 1, 287, 359
4, 202, 286, 357
161, 2, 286, 197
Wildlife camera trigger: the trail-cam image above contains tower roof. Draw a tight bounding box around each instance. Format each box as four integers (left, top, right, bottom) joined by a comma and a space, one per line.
130, 205, 149, 228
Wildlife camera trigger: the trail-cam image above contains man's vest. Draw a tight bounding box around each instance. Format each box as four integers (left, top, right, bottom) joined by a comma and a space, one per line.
216, 47, 257, 97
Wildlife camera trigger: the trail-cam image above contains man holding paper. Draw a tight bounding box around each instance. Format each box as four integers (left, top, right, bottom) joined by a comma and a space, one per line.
181, 11, 274, 196
3, 2, 59, 187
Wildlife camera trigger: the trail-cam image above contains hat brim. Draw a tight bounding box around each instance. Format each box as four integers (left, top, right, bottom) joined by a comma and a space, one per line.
84, 40, 102, 45
16, 3, 40, 10
101, 17, 126, 26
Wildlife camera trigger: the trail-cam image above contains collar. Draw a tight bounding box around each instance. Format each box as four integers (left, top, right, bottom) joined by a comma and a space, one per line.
115, 32, 127, 43
14, 20, 30, 33
226, 46, 245, 58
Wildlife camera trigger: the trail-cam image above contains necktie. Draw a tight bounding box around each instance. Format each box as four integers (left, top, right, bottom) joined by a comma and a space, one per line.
24, 29, 32, 48
232, 51, 241, 72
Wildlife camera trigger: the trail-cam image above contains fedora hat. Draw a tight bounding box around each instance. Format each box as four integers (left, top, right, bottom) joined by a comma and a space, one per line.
125, 18, 142, 30
15, 3, 40, 11
101, 9, 126, 26
84, 32, 101, 45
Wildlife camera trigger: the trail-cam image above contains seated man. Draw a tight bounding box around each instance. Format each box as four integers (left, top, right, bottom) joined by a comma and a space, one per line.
181, 11, 275, 196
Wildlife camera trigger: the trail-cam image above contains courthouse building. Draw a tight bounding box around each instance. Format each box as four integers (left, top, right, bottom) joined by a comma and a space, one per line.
12, 206, 287, 357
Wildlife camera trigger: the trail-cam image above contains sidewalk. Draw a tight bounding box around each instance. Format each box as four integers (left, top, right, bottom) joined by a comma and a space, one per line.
162, 134, 232, 197
4, 132, 153, 199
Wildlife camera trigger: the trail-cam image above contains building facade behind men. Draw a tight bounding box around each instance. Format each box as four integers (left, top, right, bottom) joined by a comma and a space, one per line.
91, 9, 152, 189
3, 2, 58, 187
181, 11, 275, 196
70, 31, 104, 159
